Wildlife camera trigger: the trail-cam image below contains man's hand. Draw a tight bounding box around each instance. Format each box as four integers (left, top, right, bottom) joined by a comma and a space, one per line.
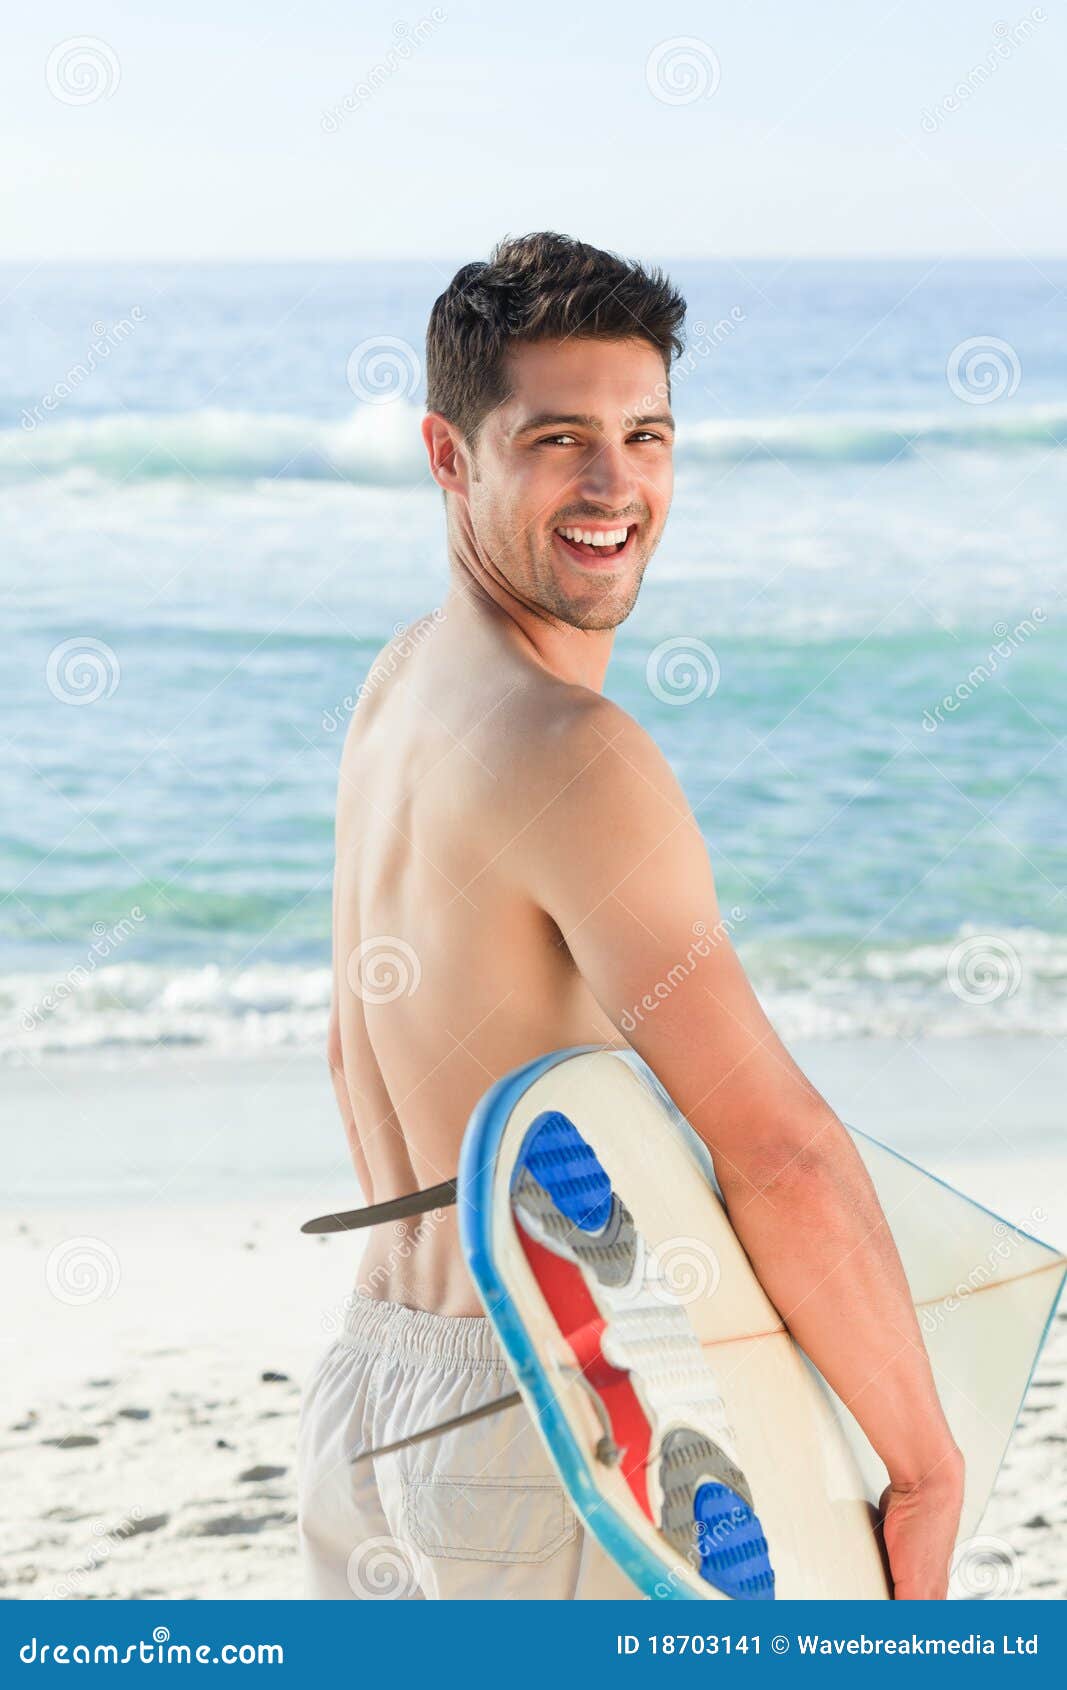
879, 1450, 965, 1599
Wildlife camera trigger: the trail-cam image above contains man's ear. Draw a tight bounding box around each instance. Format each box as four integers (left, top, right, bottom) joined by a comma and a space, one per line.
422, 412, 471, 498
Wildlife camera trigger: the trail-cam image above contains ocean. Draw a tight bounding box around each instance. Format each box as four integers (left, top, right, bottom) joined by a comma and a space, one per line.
3, 258, 1065, 1063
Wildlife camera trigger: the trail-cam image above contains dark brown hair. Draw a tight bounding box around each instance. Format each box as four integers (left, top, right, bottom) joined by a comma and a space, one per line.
425, 231, 687, 444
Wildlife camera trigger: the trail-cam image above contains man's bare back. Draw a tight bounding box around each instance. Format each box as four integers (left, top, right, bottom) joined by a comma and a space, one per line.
330, 593, 624, 1314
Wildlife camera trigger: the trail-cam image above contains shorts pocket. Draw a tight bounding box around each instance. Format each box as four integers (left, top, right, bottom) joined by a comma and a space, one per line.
403, 1475, 577, 1564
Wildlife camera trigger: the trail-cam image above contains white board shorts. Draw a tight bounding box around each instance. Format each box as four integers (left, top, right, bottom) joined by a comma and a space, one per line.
297, 1291, 642, 1600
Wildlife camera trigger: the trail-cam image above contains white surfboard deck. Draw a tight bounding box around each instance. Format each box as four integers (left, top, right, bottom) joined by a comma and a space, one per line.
458, 1045, 1065, 1601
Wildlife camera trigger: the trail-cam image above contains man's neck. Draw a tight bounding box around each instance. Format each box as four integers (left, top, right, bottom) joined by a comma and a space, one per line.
445, 561, 614, 693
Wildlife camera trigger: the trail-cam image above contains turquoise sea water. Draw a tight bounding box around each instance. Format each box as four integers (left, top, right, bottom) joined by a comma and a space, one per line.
2, 260, 1065, 1059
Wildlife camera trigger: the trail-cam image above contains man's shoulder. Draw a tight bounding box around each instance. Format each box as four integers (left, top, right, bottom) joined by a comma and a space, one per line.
512, 682, 682, 827
363, 611, 447, 698
498, 679, 705, 916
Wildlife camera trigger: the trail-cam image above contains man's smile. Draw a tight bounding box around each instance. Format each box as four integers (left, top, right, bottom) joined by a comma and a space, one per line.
553, 521, 639, 569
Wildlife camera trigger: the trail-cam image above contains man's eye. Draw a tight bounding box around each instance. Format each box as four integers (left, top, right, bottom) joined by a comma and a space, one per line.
537, 432, 665, 446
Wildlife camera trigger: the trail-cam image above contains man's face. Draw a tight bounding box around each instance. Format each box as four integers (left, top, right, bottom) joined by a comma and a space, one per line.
462, 336, 675, 630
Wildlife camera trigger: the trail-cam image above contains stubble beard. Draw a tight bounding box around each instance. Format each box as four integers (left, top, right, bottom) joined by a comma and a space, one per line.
534, 538, 648, 632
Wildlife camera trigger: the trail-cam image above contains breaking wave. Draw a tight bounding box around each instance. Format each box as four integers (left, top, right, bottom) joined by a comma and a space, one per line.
5, 400, 1067, 487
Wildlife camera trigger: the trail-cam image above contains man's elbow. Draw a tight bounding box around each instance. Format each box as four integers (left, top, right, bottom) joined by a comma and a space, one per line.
716, 1104, 849, 1202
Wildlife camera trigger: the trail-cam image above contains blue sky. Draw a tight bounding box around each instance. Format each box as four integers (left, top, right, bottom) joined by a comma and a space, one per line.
5, 0, 1064, 261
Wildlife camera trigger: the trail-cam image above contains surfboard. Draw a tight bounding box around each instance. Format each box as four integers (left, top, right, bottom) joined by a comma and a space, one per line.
458, 1044, 1066, 1601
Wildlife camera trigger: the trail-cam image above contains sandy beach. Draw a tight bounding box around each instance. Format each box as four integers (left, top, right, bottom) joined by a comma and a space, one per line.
0, 1194, 339, 1600
2, 1041, 1064, 1601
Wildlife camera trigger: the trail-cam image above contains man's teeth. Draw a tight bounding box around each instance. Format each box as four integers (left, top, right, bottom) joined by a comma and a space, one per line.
556, 526, 630, 546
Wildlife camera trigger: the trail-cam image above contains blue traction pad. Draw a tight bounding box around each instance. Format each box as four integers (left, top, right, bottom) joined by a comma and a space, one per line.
516, 1109, 613, 1232
694, 1482, 776, 1600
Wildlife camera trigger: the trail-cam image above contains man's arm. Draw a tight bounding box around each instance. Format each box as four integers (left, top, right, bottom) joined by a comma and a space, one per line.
521, 696, 963, 1598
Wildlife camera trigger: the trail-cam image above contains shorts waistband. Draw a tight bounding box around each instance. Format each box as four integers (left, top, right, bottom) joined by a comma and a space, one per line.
338, 1291, 508, 1371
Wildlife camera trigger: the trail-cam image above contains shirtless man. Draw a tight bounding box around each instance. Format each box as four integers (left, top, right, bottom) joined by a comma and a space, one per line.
297, 232, 964, 1601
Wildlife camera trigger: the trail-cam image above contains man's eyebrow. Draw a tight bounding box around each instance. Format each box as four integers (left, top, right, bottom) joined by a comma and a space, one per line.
627, 411, 676, 434
511, 412, 601, 438
511, 410, 676, 438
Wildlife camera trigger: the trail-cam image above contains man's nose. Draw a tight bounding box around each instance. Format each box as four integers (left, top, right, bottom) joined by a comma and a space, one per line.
575, 440, 634, 509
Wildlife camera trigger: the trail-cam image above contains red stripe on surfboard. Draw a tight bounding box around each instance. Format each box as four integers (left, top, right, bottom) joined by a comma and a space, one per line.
515, 1219, 653, 1519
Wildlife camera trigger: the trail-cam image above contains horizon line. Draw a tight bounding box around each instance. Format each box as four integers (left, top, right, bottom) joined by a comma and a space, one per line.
3, 252, 1067, 269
